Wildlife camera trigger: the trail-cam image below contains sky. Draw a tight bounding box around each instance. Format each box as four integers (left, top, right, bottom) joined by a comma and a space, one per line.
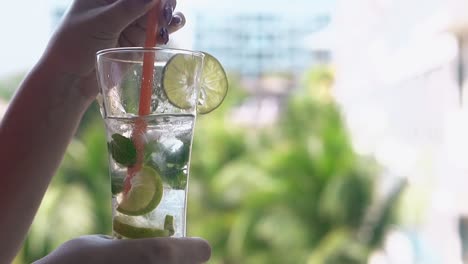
184, 0, 334, 13
0, 2, 54, 78
0, 0, 336, 79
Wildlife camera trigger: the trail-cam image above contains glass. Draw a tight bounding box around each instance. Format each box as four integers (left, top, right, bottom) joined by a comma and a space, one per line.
96, 47, 204, 238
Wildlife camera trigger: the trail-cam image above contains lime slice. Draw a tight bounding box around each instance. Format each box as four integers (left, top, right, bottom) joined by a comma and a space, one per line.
116, 166, 163, 216
113, 215, 170, 238
163, 52, 228, 114
197, 52, 228, 114
162, 54, 198, 109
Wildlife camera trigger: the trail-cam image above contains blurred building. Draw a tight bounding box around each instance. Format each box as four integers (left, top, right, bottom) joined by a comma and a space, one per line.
333, 0, 468, 263
49, 0, 334, 78
182, 0, 336, 127
186, 0, 334, 78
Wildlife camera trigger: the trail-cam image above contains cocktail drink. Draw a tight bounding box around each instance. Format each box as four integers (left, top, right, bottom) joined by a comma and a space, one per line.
96, 48, 227, 238
107, 112, 195, 238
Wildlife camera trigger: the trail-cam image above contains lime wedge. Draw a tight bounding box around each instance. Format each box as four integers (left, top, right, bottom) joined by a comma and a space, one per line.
116, 166, 163, 216
113, 215, 170, 238
163, 52, 228, 114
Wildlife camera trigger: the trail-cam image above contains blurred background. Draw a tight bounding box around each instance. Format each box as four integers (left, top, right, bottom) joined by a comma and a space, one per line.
2, 0, 468, 263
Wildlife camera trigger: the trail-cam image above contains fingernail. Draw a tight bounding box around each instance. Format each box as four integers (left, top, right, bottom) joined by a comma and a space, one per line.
171, 15, 182, 25
160, 27, 169, 44
163, 3, 174, 23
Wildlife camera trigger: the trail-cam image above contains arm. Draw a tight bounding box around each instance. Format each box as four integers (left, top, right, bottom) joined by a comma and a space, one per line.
0, 0, 185, 262
0, 55, 92, 263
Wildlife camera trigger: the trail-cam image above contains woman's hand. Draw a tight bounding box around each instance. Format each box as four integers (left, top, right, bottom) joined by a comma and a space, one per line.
35, 235, 211, 264
44, 0, 185, 99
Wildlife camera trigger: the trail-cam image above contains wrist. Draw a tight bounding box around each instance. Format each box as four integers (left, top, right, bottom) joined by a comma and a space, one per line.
37, 50, 99, 106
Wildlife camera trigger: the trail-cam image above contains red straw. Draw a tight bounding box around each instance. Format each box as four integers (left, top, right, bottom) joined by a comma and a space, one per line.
124, 3, 161, 194
139, 4, 159, 115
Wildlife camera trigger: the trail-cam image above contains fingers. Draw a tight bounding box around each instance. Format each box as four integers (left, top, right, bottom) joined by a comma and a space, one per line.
172, 237, 211, 263
99, 0, 183, 46
120, 26, 147, 47
155, 12, 185, 44
156, 0, 181, 44
38, 235, 211, 264
108, 237, 212, 263
101, 0, 159, 32
168, 12, 186, 34
121, 11, 185, 46
162, 0, 176, 25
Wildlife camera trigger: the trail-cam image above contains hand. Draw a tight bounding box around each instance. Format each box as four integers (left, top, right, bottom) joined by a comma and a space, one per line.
43, 0, 185, 99
34, 235, 211, 264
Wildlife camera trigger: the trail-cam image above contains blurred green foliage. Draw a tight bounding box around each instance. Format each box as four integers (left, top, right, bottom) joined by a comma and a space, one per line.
1, 67, 403, 264
0, 72, 23, 99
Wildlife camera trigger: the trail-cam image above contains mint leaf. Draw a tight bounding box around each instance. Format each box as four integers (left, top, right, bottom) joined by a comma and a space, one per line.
109, 134, 137, 167
145, 138, 189, 190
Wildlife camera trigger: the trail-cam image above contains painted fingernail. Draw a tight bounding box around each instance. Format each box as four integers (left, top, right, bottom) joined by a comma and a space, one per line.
171, 15, 182, 25
160, 27, 169, 44
163, 4, 174, 23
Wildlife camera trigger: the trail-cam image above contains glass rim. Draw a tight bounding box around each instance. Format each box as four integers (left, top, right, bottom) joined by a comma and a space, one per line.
96, 47, 205, 58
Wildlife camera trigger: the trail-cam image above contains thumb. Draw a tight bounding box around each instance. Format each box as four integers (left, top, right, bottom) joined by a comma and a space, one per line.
103, 0, 159, 32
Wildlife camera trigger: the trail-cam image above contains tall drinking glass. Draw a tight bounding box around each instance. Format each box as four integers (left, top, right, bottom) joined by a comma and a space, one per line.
96, 48, 204, 238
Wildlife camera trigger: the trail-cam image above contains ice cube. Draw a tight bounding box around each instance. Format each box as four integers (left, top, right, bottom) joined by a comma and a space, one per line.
107, 88, 127, 115
161, 137, 183, 153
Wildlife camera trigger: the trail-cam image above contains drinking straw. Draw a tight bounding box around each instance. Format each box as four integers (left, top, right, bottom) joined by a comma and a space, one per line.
139, 3, 159, 116
125, 3, 161, 193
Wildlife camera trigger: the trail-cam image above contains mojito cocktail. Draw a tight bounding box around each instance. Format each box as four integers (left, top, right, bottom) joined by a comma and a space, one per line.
96, 48, 203, 238
97, 47, 227, 239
